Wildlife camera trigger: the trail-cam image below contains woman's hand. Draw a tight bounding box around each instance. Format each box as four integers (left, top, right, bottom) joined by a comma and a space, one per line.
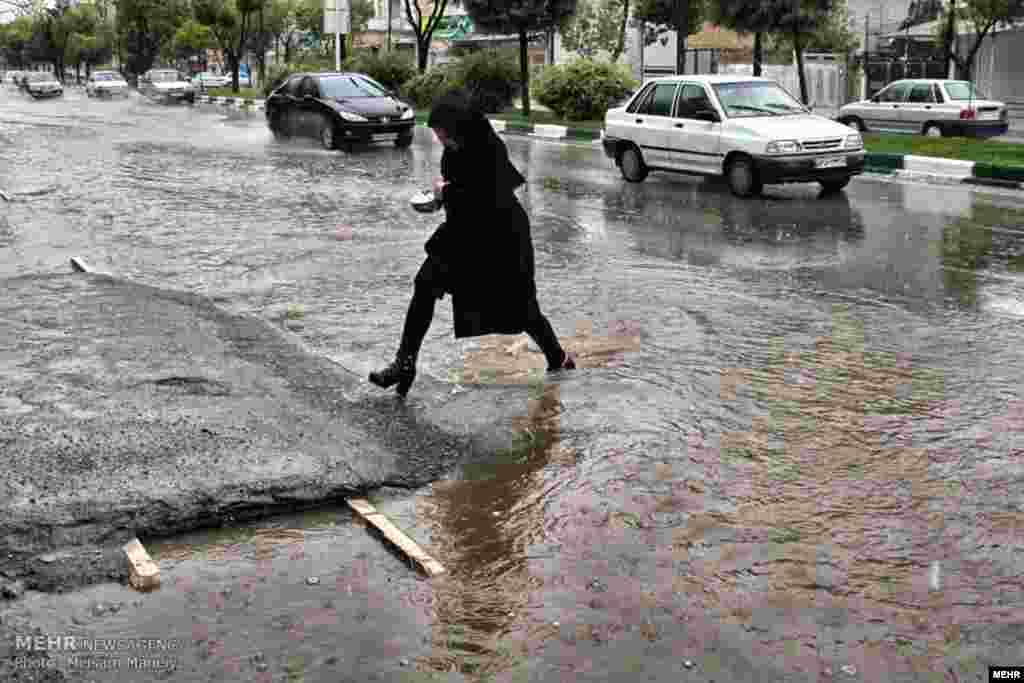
433, 177, 448, 201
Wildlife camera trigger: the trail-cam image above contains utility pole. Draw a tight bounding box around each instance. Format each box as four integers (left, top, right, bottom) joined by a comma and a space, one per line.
674, 0, 688, 74
386, 0, 392, 52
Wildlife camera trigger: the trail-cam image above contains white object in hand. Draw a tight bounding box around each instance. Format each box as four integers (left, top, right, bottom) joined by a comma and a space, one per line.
410, 189, 440, 213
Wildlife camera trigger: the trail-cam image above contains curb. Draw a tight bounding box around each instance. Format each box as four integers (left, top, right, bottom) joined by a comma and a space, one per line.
863, 152, 1024, 190
195, 95, 265, 111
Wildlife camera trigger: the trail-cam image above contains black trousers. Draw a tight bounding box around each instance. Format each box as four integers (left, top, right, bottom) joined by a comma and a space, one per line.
398, 257, 566, 370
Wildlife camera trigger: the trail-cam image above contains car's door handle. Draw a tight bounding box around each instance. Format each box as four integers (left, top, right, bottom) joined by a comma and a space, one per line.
924, 105, 932, 109
892, 105, 899, 108
635, 118, 643, 124
674, 123, 684, 128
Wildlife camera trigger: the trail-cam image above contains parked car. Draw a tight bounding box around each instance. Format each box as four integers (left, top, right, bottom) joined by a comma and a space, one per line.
603, 75, 864, 198
837, 79, 1009, 138
264, 72, 416, 150
138, 69, 195, 103
85, 70, 129, 98
191, 71, 230, 89
23, 71, 63, 99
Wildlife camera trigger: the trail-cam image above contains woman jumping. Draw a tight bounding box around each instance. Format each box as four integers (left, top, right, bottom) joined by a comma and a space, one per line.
369, 90, 576, 397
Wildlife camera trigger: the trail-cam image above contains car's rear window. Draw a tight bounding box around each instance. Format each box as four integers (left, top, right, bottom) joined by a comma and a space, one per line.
943, 82, 987, 100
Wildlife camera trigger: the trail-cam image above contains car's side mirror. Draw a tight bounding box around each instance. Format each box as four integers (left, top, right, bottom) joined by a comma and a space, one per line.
695, 110, 719, 123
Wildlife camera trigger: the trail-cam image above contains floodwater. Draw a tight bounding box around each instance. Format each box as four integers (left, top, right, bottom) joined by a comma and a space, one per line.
3, 84, 1024, 681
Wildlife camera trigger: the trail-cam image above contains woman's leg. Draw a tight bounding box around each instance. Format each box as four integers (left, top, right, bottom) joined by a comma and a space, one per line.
370, 257, 446, 396
523, 298, 574, 371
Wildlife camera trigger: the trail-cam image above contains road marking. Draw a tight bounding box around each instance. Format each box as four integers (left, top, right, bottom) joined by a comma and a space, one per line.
346, 498, 446, 578
123, 538, 161, 591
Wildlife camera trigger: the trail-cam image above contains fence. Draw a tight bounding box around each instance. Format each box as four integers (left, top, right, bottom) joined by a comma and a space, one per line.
719, 59, 846, 111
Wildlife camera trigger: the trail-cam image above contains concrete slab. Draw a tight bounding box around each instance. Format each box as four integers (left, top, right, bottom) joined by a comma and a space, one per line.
0, 272, 540, 582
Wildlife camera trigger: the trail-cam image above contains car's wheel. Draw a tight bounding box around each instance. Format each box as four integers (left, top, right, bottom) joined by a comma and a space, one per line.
320, 117, 337, 150
726, 155, 763, 198
923, 122, 943, 138
841, 116, 865, 133
618, 144, 648, 183
819, 178, 851, 195
395, 131, 414, 148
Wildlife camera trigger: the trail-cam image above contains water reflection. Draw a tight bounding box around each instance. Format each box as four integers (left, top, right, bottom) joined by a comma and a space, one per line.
417, 383, 569, 677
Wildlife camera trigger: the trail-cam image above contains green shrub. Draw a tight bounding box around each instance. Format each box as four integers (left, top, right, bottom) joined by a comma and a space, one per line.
452, 49, 520, 113
343, 50, 417, 91
533, 59, 638, 121
401, 64, 455, 109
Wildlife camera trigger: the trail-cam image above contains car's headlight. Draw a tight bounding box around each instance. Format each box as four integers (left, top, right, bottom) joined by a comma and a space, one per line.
337, 110, 367, 122
765, 140, 802, 154
400, 107, 415, 120
845, 133, 863, 150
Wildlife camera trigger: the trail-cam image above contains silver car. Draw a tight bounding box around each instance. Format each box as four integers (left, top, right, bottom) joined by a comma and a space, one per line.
86, 70, 130, 98
23, 72, 63, 99
191, 71, 230, 89
138, 69, 195, 103
837, 79, 1009, 138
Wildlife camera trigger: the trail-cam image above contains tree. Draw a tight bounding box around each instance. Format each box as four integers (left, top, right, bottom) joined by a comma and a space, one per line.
193, 0, 265, 92
632, 0, 705, 73
710, 0, 774, 75
463, 0, 577, 117
116, 0, 190, 76
938, 0, 1024, 81
173, 18, 214, 70
403, 0, 452, 72
773, 0, 837, 105
560, 0, 631, 61
0, 15, 37, 67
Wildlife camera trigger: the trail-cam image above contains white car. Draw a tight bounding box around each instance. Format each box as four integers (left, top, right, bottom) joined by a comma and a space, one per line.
23, 71, 63, 99
86, 70, 129, 98
191, 71, 230, 89
837, 79, 1009, 138
138, 69, 195, 103
603, 75, 865, 197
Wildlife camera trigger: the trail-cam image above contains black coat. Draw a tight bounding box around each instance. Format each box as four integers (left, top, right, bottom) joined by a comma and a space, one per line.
422, 112, 537, 339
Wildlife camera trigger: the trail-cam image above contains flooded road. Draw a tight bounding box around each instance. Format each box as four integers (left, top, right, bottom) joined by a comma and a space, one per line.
2, 85, 1024, 682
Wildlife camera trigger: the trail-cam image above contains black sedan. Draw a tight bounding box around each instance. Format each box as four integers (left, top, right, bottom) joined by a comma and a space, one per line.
265, 72, 416, 150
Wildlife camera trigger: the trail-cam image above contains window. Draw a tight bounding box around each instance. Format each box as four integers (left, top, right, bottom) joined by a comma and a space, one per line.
281, 76, 303, 96
907, 83, 935, 103
318, 75, 390, 98
298, 77, 319, 98
626, 84, 655, 114
878, 82, 912, 103
637, 82, 679, 117
676, 84, 713, 118
932, 84, 945, 103
943, 81, 988, 100
712, 81, 806, 118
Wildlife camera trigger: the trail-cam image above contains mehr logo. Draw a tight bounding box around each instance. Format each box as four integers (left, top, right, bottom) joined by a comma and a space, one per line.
15, 635, 183, 651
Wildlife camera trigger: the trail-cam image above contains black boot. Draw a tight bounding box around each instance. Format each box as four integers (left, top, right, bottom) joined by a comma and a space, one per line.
547, 350, 577, 373
369, 352, 417, 397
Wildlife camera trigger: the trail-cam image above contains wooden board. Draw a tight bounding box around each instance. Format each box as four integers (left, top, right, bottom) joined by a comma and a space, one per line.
123, 538, 160, 591
346, 498, 446, 578
70, 256, 93, 273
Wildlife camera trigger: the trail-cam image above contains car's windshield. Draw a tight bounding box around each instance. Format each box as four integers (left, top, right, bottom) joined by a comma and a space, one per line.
318, 75, 390, 98
150, 71, 180, 82
943, 81, 988, 100
712, 81, 807, 117
28, 73, 54, 82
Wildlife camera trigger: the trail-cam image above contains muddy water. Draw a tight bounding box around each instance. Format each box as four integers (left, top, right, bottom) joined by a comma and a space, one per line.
2, 88, 1024, 680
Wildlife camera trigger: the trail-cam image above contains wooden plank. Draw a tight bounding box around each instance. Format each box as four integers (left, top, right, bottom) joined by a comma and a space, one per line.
123, 538, 160, 591
69, 257, 92, 273
346, 498, 446, 578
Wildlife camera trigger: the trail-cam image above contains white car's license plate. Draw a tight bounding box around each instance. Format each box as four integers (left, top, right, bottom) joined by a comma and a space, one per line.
814, 156, 846, 169
372, 133, 397, 141
981, 111, 999, 120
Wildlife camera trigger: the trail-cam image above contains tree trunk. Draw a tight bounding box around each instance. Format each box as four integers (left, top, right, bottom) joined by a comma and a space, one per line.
417, 36, 428, 71
519, 26, 530, 118
612, 0, 630, 63
793, 28, 808, 104
674, 0, 688, 74
752, 31, 762, 77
